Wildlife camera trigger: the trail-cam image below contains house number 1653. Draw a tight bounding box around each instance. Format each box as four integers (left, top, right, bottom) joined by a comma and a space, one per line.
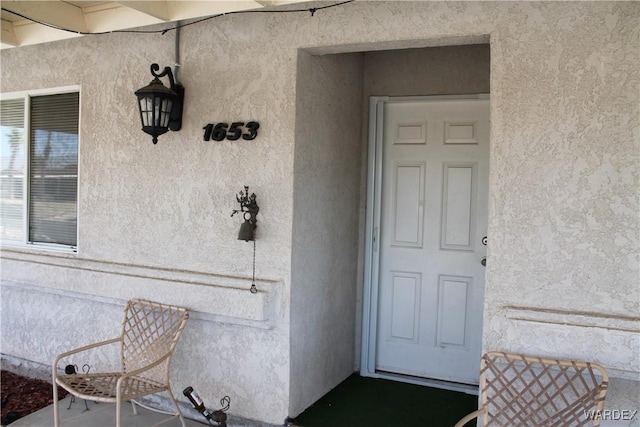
203, 121, 260, 141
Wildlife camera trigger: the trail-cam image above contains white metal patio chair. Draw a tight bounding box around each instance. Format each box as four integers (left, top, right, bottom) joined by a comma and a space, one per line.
455, 351, 609, 427
52, 299, 189, 427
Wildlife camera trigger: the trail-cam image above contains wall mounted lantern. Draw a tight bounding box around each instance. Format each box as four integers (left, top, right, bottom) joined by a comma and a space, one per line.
134, 63, 185, 144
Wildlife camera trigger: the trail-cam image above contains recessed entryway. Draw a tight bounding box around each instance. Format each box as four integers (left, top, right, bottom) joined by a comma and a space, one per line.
358, 44, 491, 393
361, 95, 489, 389
290, 43, 490, 418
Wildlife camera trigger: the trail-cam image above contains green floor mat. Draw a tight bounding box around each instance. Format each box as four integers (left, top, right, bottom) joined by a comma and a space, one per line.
294, 374, 477, 427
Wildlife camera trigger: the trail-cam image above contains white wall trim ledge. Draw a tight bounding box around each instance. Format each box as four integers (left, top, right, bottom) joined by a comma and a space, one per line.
504, 306, 640, 333
499, 306, 640, 382
0, 248, 282, 328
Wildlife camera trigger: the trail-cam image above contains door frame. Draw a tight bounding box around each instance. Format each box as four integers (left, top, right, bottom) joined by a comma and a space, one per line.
360, 94, 490, 394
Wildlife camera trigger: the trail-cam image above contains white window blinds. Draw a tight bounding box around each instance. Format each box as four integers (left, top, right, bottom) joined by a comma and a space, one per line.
0, 98, 25, 242
29, 93, 79, 247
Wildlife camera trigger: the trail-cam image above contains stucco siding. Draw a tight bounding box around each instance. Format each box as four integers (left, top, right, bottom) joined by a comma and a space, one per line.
290, 50, 364, 417
363, 44, 491, 97
1, 1, 638, 424
484, 1, 639, 379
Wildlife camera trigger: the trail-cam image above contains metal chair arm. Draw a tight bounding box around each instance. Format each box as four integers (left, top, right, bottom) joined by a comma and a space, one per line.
52, 336, 122, 378
454, 407, 487, 427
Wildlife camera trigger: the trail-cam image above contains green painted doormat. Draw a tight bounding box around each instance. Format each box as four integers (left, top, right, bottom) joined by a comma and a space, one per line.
294, 374, 477, 427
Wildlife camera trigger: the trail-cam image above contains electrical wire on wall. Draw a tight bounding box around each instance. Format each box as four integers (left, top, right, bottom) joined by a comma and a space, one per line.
174, 21, 181, 82
1, 1, 355, 37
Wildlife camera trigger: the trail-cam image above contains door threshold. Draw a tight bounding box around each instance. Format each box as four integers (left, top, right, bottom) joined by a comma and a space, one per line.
373, 371, 479, 395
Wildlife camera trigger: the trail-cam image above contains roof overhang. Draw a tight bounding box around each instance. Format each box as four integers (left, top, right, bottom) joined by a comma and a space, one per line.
1, 0, 311, 49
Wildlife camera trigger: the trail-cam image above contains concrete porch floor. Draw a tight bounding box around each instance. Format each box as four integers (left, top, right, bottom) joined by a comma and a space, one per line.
8, 395, 208, 427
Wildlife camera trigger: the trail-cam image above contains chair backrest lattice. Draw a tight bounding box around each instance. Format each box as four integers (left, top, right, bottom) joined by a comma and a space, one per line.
480, 352, 609, 427
120, 299, 189, 383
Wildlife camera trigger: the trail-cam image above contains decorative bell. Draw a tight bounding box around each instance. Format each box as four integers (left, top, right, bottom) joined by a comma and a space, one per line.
238, 218, 256, 242
232, 186, 259, 242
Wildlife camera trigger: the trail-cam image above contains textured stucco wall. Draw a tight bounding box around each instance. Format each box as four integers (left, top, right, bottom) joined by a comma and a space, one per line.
0, 14, 297, 425
483, 2, 639, 380
363, 44, 491, 97
1, 1, 638, 424
290, 51, 364, 417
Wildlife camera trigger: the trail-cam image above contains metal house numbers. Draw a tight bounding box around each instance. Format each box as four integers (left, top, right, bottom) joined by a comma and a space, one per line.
203, 121, 260, 142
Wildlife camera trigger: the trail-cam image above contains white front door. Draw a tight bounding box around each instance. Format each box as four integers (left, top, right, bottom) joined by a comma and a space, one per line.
371, 97, 489, 384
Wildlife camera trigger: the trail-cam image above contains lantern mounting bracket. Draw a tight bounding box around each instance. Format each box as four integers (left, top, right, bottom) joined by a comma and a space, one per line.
150, 63, 175, 87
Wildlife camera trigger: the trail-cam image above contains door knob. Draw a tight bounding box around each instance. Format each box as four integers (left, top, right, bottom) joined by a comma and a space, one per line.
481, 257, 487, 267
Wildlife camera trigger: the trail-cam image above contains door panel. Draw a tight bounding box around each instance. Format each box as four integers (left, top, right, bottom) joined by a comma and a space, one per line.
389, 272, 421, 342
436, 275, 471, 348
375, 98, 489, 384
441, 163, 476, 250
392, 163, 425, 247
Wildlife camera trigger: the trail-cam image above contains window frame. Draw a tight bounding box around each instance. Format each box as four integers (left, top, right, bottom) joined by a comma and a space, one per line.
1, 85, 81, 253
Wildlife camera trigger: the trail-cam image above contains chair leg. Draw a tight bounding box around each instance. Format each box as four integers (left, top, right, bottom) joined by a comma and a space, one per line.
52, 380, 60, 427
116, 392, 122, 427
166, 388, 187, 427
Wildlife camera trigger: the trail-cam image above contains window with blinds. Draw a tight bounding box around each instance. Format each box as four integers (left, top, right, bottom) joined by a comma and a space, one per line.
0, 98, 25, 242
0, 90, 79, 249
29, 93, 79, 246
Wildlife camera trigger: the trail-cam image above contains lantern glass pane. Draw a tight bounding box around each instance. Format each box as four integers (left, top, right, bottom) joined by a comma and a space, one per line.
139, 97, 153, 126
154, 97, 162, 126
146, 98, 153, 126
161, 99, 173, 127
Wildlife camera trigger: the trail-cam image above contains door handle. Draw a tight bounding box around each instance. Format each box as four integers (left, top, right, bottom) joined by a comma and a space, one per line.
481, 257, 487, 267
